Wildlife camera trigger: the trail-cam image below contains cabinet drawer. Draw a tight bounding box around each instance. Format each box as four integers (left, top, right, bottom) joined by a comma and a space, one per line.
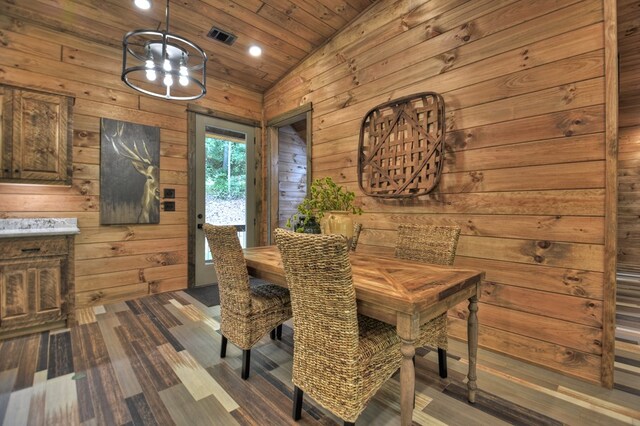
0, 237, 68, 259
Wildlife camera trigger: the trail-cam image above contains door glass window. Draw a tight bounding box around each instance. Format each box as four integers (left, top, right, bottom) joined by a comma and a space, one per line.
204, 126, 247, 261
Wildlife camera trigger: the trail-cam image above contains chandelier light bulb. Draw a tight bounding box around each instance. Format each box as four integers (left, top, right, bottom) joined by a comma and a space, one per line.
248, 45, 262, 57
163, 74, 173, 87
146, 70, 157, 81
163, 59, 172, 71
145, 59, 154, 69
179, 76, 189, 86
134, 0, 151, 9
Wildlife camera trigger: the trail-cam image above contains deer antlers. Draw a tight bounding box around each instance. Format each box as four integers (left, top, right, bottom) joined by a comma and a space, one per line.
106, 121, 154, 168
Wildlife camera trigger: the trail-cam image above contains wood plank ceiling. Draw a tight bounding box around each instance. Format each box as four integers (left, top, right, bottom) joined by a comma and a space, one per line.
0, 0, 377, 93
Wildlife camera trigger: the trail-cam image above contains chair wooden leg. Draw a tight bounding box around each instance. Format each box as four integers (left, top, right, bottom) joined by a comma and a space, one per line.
220, 335, 227, 358
241, 349, 251, 380
344, 422, 355, 426
270, 329, 276, 340
276, 324, 283, 340
438, 348, 448, 378
292, 386, 303, 421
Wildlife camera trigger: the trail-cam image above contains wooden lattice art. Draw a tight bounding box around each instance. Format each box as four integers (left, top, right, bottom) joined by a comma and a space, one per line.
358, 92, 445, 198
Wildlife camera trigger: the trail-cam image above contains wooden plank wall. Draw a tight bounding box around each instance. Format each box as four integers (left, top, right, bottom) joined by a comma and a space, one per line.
618, 0, 640, 273
0, 12, 262, 307
264, 0, 611, 385
277, 125, 307, 228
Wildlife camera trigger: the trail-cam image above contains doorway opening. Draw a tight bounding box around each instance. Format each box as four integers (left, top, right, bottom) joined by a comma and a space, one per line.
189, 114, 258, 287
266, 104, 312, 244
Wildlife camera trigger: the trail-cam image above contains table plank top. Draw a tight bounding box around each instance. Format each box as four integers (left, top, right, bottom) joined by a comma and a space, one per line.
244, 246, 484, 314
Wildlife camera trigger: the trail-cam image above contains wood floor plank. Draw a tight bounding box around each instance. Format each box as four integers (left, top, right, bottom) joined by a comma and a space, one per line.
26, 370, 47, 426
166, 299, 220, 330
96, 313, 143, 398
125, 393, 158, 426
13, 334, 39, 391
156, 343, 238, 409
75, 308, 97, 325
35, 332, 50, 373
159, 384, 239, 426
43, 372, 80, 426
74, 322, 131, 425
135, 304, 185, 352
414, 384, 512, 426
443, 380, 563, 426
129, 339, 181, 391
207, 362, 309, 426
168, 322, 223, 369
0, 338, 26, 372
166, 292, 192, 307
138, 296, 182, 329
174, 291, 219, 317
83, 364, 131, 425
4, 385, 33, 426
113, 326, 176, 426
47, 331, 74, 380
70, 327, 95, 423
0, 369, 17, 425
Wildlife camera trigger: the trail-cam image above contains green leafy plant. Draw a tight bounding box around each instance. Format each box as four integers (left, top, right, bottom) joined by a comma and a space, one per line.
286, 177, 363, 232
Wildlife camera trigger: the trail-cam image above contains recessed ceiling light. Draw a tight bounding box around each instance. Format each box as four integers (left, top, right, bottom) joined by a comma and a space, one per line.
249, 45, 262, 57
134, 0, 151, 10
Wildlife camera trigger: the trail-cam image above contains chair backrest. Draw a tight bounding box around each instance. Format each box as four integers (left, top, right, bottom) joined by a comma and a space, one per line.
395, 224, 461, 266
274, 229, 360, 395
350, 222, 362, 252
202, 224, 251, 313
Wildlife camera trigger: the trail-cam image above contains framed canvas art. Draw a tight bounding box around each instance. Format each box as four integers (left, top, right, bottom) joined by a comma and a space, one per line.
100, 118, 160, 225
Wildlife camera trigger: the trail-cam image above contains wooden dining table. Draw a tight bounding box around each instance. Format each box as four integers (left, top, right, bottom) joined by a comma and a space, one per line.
243, 246, 484, 426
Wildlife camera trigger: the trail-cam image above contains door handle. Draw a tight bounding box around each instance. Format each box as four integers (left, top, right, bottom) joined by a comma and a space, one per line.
197, 224, 203, 229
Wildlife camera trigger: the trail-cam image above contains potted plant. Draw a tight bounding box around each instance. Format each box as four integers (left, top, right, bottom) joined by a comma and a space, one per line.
286, 177, 363, 235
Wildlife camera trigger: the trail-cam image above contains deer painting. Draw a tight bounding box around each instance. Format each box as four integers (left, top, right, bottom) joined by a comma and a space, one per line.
100, 118, 160, 225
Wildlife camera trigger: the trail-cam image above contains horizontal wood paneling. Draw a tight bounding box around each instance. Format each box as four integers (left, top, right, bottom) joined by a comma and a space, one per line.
277, 125, 307, 228
265, 0, 610, 384
617, 0, 640, 272
0, 14, 262, 307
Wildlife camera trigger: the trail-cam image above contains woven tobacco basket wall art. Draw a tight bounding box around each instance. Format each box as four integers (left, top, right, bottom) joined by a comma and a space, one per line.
358, 92, 445, 198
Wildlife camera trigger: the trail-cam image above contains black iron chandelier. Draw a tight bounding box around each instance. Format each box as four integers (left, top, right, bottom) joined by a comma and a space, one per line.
122, 0, 207, 100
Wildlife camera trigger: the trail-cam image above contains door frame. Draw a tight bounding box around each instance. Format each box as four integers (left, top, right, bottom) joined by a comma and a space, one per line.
187, 107, 261, 287
266, 103, 312, 245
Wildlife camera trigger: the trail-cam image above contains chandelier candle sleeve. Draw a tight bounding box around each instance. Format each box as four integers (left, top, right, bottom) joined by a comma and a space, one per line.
122, 0, 207, 100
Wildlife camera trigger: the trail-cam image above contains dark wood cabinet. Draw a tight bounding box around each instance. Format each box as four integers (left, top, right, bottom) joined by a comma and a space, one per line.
0, 236, 75, 339
1, 85, 73, 184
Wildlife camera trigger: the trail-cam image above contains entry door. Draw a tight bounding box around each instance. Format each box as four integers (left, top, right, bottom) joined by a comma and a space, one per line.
194, 115, 257, 286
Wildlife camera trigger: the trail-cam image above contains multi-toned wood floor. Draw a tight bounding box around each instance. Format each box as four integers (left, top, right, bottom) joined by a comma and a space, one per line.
0, 290, 639, 425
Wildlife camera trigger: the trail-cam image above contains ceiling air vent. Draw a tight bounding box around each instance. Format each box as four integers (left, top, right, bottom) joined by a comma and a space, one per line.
208, 27, 237, 45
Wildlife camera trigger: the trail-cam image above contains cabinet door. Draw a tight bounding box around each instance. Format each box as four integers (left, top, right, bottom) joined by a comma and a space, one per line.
0, 259, 62, 329
34, 260, 61, 316
0, 263, 30, 326
12, 90, 71, 182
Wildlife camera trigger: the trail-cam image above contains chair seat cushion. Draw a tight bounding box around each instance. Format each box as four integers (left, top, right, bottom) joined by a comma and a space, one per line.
250, 284, 291, 314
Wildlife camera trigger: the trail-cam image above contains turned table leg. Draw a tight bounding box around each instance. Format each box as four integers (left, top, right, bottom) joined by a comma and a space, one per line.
467, 295, 479, 403
398, 313, 418, 426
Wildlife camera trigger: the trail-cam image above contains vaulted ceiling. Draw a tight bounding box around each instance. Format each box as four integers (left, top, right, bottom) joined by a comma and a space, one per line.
0, 0, 377, 92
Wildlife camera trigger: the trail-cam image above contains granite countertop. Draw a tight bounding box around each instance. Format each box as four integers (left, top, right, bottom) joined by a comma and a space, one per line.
0, 218, 80, 238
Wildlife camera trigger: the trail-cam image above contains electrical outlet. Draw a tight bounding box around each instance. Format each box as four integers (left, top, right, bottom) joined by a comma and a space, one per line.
163, 188, 175, 199
163, 201, 175, 211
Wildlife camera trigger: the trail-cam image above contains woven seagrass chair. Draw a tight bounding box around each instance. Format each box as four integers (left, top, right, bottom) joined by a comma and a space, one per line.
350, 222, 362, 252
395, 224, 461, 379
275, 228, 405, 426
203, 224, 292, 380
